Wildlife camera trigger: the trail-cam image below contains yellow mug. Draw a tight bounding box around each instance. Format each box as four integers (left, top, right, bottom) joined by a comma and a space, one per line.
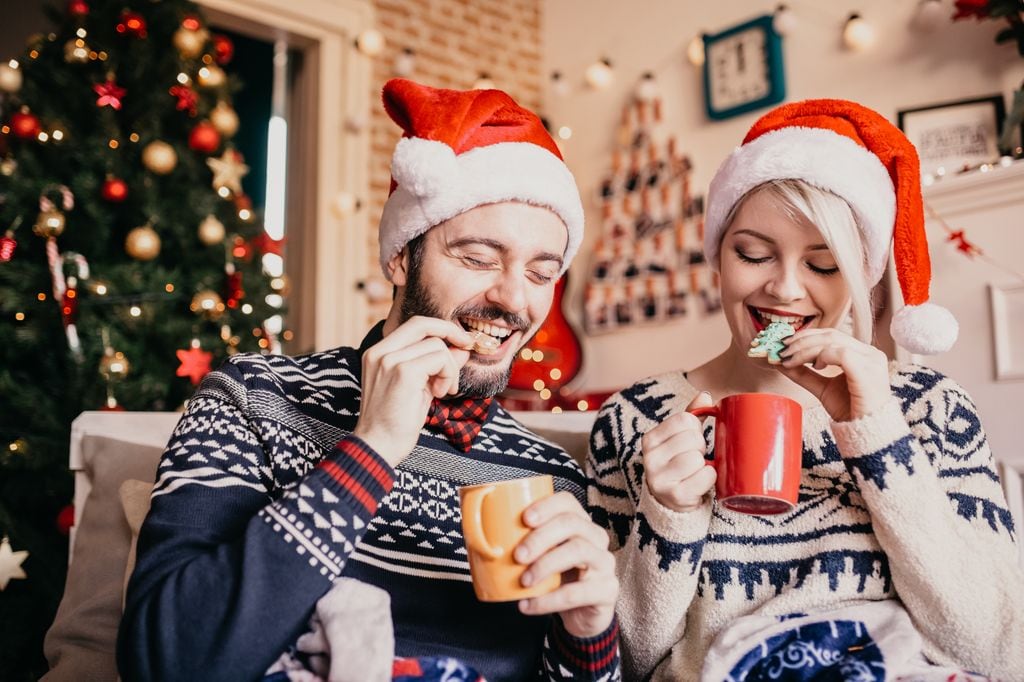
459, 474, 561, 602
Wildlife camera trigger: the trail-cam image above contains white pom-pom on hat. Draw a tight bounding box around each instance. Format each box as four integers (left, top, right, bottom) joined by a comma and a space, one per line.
390, 137, 459, 198
890, 302, 958, 355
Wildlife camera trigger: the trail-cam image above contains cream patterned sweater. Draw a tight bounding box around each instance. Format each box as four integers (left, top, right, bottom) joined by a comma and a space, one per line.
586, 363, 1023, 681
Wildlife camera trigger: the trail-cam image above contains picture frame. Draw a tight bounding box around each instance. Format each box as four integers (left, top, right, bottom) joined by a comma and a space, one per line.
989, 282, 1024, 381
897, 95, 1006, 178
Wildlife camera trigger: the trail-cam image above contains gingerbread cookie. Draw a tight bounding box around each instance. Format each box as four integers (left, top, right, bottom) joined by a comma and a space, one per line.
468, 329, 500, 355
748, 320, 795, 364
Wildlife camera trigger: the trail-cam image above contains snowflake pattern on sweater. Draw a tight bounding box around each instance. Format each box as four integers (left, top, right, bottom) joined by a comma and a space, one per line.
587, 363, 1023, 682
118, 324, 620, 682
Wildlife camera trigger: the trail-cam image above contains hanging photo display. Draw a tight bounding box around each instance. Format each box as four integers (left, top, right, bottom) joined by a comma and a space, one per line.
584, 96, 720, 334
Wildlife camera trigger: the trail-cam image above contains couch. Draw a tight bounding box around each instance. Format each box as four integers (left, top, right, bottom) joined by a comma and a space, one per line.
42, 409, 1024, 681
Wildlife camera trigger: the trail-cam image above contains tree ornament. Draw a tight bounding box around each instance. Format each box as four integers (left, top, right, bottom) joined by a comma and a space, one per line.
225, 266, 244, 308
172, 24, 208, 58
0, 62, 23, 93
197, 64, 226, 88
0, 157, 16, 176
188, 121, 221, 153
67, 0, 89, 18
116, 10, 147, 38
101, 176, 128, 202
231, 234, 253, 260
207, 149, 248, 194
176, 340, 213, 385
251, 231, 286, 257
94, 77, 126, 110
212, 33, 234, 64
0, 536, 28, 591
234, 194, 255, 221
125, 224, 160, 260
198, 214, 225, 245
169, 84, 198, 116
98, 347, 130, 381
190, 289, 225, 319
33, 209, 66, 238
10, 108, 42, 139
142, 140, 177, 174
0, 231, 16, 262
64, 37, 90, 63
209, 101, 238, 137
56, 504, 75, 536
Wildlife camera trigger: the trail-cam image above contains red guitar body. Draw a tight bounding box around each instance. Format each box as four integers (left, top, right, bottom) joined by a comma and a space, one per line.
506, 274, 584, 396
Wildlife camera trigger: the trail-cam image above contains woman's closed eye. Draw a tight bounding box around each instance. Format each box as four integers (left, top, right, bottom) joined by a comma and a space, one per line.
805, 260, 839, 276
735, 249, 771, 265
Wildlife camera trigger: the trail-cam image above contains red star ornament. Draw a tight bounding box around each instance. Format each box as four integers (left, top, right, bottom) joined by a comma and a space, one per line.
94, 79, 126, 110
176, 346, 213, 385
169, 84, 198, 116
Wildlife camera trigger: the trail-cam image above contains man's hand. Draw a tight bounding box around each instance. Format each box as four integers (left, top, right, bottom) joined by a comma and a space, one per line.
514, 492, 618, 638
353, 316, 474, 467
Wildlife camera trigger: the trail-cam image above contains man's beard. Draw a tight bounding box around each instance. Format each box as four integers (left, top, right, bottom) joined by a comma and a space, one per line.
400, 268, 530, 398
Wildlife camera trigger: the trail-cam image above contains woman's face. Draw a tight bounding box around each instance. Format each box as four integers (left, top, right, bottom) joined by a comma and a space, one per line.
718, 190, 852, 355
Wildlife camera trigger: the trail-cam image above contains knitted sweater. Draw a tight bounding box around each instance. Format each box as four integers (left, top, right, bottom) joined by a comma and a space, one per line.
587, 362, 1023, 681
118, 324, 620, 682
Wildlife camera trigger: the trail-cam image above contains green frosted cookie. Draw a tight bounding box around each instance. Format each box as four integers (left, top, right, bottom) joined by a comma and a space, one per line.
748, 320, 795, 364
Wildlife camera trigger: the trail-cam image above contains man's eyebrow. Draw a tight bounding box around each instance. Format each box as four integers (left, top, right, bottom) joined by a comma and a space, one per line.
448, 237, 564, 268
732, 228, 828, 251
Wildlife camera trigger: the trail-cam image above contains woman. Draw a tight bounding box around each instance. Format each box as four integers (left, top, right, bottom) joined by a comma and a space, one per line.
587, 100, 1023, 681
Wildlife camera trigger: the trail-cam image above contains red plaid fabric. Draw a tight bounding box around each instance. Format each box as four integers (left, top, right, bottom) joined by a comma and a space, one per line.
424, 397, 493, 452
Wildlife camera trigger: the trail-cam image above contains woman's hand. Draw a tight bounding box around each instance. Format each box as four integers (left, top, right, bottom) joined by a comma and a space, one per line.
639, 392, 716, 513
776, 328, 892, 422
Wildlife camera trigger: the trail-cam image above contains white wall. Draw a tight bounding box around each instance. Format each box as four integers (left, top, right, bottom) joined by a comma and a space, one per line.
543, 0, 1024, 393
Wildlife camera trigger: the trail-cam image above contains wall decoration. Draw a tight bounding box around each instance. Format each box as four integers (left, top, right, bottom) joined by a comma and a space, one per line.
898, 95, 1006, 178
584, 94, 719, 335
990, 282, 1024, 381
701, 14, 786, 121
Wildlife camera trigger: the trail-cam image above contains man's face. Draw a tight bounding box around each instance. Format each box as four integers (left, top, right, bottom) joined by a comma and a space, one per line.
391, 202, 567, 398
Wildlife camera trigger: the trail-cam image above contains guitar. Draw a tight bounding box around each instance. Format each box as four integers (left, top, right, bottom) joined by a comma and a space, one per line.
505, 273, 584, 397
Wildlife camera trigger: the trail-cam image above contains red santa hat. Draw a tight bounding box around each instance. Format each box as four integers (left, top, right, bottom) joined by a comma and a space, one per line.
704, 98, 957, 355
378, 78, 583, 280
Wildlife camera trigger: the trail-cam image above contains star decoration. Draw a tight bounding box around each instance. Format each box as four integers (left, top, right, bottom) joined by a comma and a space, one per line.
207, 149, 249, 195
0, 536, 28, 591
946, 229, 982, 258
250, 232, 286, 257
169, 84, 198, 117
94, 79, 126, 110
176, 346, 213, 385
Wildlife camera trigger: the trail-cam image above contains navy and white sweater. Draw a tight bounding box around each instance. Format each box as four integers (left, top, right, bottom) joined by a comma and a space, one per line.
118, 324, 620, 681
587, 363, 1023, 681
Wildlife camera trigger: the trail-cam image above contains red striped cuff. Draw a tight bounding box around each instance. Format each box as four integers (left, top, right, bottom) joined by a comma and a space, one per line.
318, 435, 395, 517
551, 615, 620, 674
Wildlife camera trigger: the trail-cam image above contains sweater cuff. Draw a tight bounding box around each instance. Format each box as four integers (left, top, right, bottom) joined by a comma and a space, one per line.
636, 478, 713, 544
318, 434, 396, 518
551, 614, 620, 676
830, 398, 912, 460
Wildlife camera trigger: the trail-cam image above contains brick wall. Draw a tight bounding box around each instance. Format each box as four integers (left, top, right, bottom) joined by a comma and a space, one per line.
364, 0, 543, 324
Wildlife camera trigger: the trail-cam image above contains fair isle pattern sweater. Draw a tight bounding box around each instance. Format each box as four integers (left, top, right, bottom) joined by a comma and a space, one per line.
118, 324, 620, 682
587, 363, 1024, 681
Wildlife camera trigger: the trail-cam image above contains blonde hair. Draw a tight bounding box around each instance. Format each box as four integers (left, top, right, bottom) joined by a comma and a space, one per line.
721, 179, 874, 343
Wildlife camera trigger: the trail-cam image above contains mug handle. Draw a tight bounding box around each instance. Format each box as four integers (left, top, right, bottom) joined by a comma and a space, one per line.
462, 485, 503, 559
688, 404, 719, 460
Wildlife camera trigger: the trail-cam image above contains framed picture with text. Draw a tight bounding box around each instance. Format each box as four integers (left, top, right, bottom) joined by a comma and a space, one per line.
898, 95, 1006, 178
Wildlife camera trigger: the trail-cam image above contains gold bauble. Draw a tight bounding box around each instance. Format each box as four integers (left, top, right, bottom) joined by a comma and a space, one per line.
269, 274, 291, 296
64, 38, 90, 63
197, 65, 226, 88
142, 140, 177, 175
198, 215, 226, 245
0, 63, 23, 93
172, 27, 207, 58
209, 101, 239, 137
0, 157, 16, 176
98, 350, 130, 381
190, 289, 225, 319
33, 209, 66, 238
125, 224, 161, 260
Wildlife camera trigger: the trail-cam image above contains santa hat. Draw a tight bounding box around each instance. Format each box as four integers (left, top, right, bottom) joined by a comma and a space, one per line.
704, 98, 957, 355
378, 78, 583, 280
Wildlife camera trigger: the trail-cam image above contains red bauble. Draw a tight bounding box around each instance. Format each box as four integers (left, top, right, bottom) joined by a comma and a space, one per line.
101, 176, 128, 202
225, 271, 244, 308
212, 34, 234, 64
116, 10, 148, 38
182, 15, 202, 31
10, 110, 41, 139
56, 503, 75, 536
0, 233, 16, 262
188, 121, 221, 154
67, 0, 88, 17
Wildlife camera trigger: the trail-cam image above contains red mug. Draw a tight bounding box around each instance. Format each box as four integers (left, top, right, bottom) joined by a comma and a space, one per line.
690, 393, 802, 515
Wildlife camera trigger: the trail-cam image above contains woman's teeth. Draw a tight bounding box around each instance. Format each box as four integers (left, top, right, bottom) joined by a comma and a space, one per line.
752, 308, 806, 328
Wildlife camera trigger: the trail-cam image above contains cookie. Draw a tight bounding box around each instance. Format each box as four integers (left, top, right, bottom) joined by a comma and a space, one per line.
748, 320, 795, 364
468, 329, 500, 355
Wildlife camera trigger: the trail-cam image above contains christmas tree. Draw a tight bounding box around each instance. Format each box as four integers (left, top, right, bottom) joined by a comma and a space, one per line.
0, 1, 282, 676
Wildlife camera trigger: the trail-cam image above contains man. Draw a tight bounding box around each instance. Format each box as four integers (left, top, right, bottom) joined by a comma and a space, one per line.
117, 79, 620, 681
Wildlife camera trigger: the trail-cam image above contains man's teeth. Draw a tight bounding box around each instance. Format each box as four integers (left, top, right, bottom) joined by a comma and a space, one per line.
463, 319, 512, 339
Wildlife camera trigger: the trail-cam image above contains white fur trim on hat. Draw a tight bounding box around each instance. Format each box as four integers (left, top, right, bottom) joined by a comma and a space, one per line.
890, 302, 958, 355
379, 137, 584, 280
705, 127, 896, 284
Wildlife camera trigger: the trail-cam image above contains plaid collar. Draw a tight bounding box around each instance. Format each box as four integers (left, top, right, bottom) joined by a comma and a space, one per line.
424, 396, 494, 452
